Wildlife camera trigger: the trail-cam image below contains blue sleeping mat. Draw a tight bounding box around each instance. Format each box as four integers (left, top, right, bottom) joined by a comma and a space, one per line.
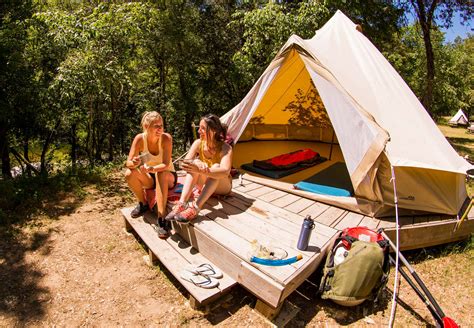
294, 162, 353, 197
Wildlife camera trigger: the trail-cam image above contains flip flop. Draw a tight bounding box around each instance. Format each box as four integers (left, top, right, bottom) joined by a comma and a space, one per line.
185, 263, 223, 279
180, 270, 219, 289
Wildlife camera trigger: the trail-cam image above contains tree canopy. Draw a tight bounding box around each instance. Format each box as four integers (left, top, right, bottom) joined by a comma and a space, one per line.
0, 0, 472, 178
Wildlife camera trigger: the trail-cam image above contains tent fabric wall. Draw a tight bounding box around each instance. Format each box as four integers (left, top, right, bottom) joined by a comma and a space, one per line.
221, 11, 471, 216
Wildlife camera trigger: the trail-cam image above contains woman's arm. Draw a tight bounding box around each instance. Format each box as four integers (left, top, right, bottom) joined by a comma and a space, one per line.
188, 143, 232, 179
125, 134, 143, 169
186, 139, 201, 160
205, 143, 233, 178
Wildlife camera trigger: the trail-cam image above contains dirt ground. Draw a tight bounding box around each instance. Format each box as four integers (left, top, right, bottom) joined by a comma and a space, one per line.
0, 172, 473, 327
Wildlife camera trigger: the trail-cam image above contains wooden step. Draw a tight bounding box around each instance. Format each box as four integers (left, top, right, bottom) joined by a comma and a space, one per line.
121, 207, 236, 308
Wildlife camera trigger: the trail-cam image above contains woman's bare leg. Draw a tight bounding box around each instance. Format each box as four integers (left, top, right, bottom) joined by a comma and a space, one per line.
125, 168, 154, 203
156, 171, 175, 217
179, 172, 205, 204
195, 164, 232, 209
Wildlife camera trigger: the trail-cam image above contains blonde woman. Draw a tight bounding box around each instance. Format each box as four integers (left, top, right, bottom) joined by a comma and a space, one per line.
125, 111, 177, 238
165, 114, 232, 223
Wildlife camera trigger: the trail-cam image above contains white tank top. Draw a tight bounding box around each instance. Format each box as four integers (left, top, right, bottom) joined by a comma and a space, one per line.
142, 133, 175, 172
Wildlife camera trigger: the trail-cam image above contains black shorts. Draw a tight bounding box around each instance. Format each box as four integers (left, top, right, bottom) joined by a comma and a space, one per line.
150, 171, 178, 190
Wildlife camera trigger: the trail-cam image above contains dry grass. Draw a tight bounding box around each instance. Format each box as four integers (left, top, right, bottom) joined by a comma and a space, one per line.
437, 124, 474, 159
438, 118, 474, 196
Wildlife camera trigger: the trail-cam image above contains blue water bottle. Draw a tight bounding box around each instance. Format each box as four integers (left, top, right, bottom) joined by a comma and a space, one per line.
297, 215, 315, 251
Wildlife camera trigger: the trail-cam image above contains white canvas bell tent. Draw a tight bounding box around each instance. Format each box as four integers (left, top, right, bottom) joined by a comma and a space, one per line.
221, 10, 471, 217
448, 109, 469, 126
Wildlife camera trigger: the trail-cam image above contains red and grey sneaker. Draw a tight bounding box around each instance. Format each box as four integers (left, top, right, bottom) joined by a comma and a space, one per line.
175, 205, 199, 223
164, 202, 186, 221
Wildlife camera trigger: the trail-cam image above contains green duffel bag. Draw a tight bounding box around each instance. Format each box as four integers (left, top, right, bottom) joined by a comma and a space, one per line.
320, 237, 389, 307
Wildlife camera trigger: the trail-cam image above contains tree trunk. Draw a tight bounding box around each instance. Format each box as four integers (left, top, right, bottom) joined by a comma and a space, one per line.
178, 73, 194, 151
71, 123, 77, 174
0, 125, 12, 179
23, 136, 31, 177
40, 118, 61, 176
411, 0, 437, 117
108, 84, 115, 162
420, 21, 435, 117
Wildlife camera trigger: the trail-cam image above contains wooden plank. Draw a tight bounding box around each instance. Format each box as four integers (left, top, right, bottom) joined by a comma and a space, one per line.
377, 217, 396, 230
247, 185, 274, 198
201, 203, 307, 279
412, 215, 430, 226
175, 222, 285, 308
183, 212, 293, 284
121, 208, 233, 305
285, 197, 314, 214
281, 232, 338, 301
165, 230, 236, 294
358, 216, 380, 230
234, 182, 262, 193
334, 212, 364, 231
377, 216, 413, 230
209, 199, 330, 258
298, 202, 330, 218
232, 177, 251, 188
271, 193, 302, 208
229, 191, 337, 239
314, 206, 346, 227
124, 216, 133, 232
259, 189, 287, 203
255, 299, 284, 320
384, 218, 474, 250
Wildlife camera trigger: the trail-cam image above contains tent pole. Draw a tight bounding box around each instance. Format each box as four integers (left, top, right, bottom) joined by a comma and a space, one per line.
329, 129, 335, 160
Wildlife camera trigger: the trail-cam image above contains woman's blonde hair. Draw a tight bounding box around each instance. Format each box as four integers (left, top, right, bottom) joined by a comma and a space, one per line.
141, 111, 163, 132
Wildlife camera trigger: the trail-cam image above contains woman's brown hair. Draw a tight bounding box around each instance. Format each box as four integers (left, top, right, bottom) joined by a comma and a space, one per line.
201, 114, 227, 145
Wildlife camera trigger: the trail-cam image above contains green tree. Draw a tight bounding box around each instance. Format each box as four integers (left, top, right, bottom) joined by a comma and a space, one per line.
231, 2, 329, 90
387, 25, 473, 117
0, 1, 35, 178
396, 0, 473, 116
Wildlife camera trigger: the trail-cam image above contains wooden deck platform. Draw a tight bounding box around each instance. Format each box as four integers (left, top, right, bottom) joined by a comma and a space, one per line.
121, 208, 237, 308
237, 176, 474, 251
121, 174, 474, 317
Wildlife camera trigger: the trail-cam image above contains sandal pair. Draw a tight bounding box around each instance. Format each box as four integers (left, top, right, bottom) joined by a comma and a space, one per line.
180, 271, 219, 289
185, 263, 223, 278
180, 263, 223, 289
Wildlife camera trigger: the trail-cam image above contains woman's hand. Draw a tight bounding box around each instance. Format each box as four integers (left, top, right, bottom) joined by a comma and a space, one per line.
182, 159, 209, 174
128, 156, 141, 169
144, 163, 167, 173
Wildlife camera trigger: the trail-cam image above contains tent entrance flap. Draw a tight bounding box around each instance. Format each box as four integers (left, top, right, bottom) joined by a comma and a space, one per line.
238, 49, 337, 148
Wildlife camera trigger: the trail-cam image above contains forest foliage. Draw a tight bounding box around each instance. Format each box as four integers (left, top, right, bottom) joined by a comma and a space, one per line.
0, 0, 472, 180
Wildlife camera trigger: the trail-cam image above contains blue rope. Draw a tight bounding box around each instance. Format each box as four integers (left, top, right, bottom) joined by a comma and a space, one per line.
250, 255, 302, 266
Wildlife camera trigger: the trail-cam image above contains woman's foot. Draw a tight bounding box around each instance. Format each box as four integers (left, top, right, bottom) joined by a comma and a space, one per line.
165, 202, 186, 221
131, 202, 149, 218
175, 205, 199, 223
155, 218, 170, 239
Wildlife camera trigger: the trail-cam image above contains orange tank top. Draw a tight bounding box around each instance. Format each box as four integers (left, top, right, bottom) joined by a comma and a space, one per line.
199, 140, 222, 167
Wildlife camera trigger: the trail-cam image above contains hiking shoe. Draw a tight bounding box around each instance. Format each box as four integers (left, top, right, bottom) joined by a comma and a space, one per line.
156, 226, 169, 239
175, 206, 199, 223
131, 202, 148, 218
165, 202, 186, 221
